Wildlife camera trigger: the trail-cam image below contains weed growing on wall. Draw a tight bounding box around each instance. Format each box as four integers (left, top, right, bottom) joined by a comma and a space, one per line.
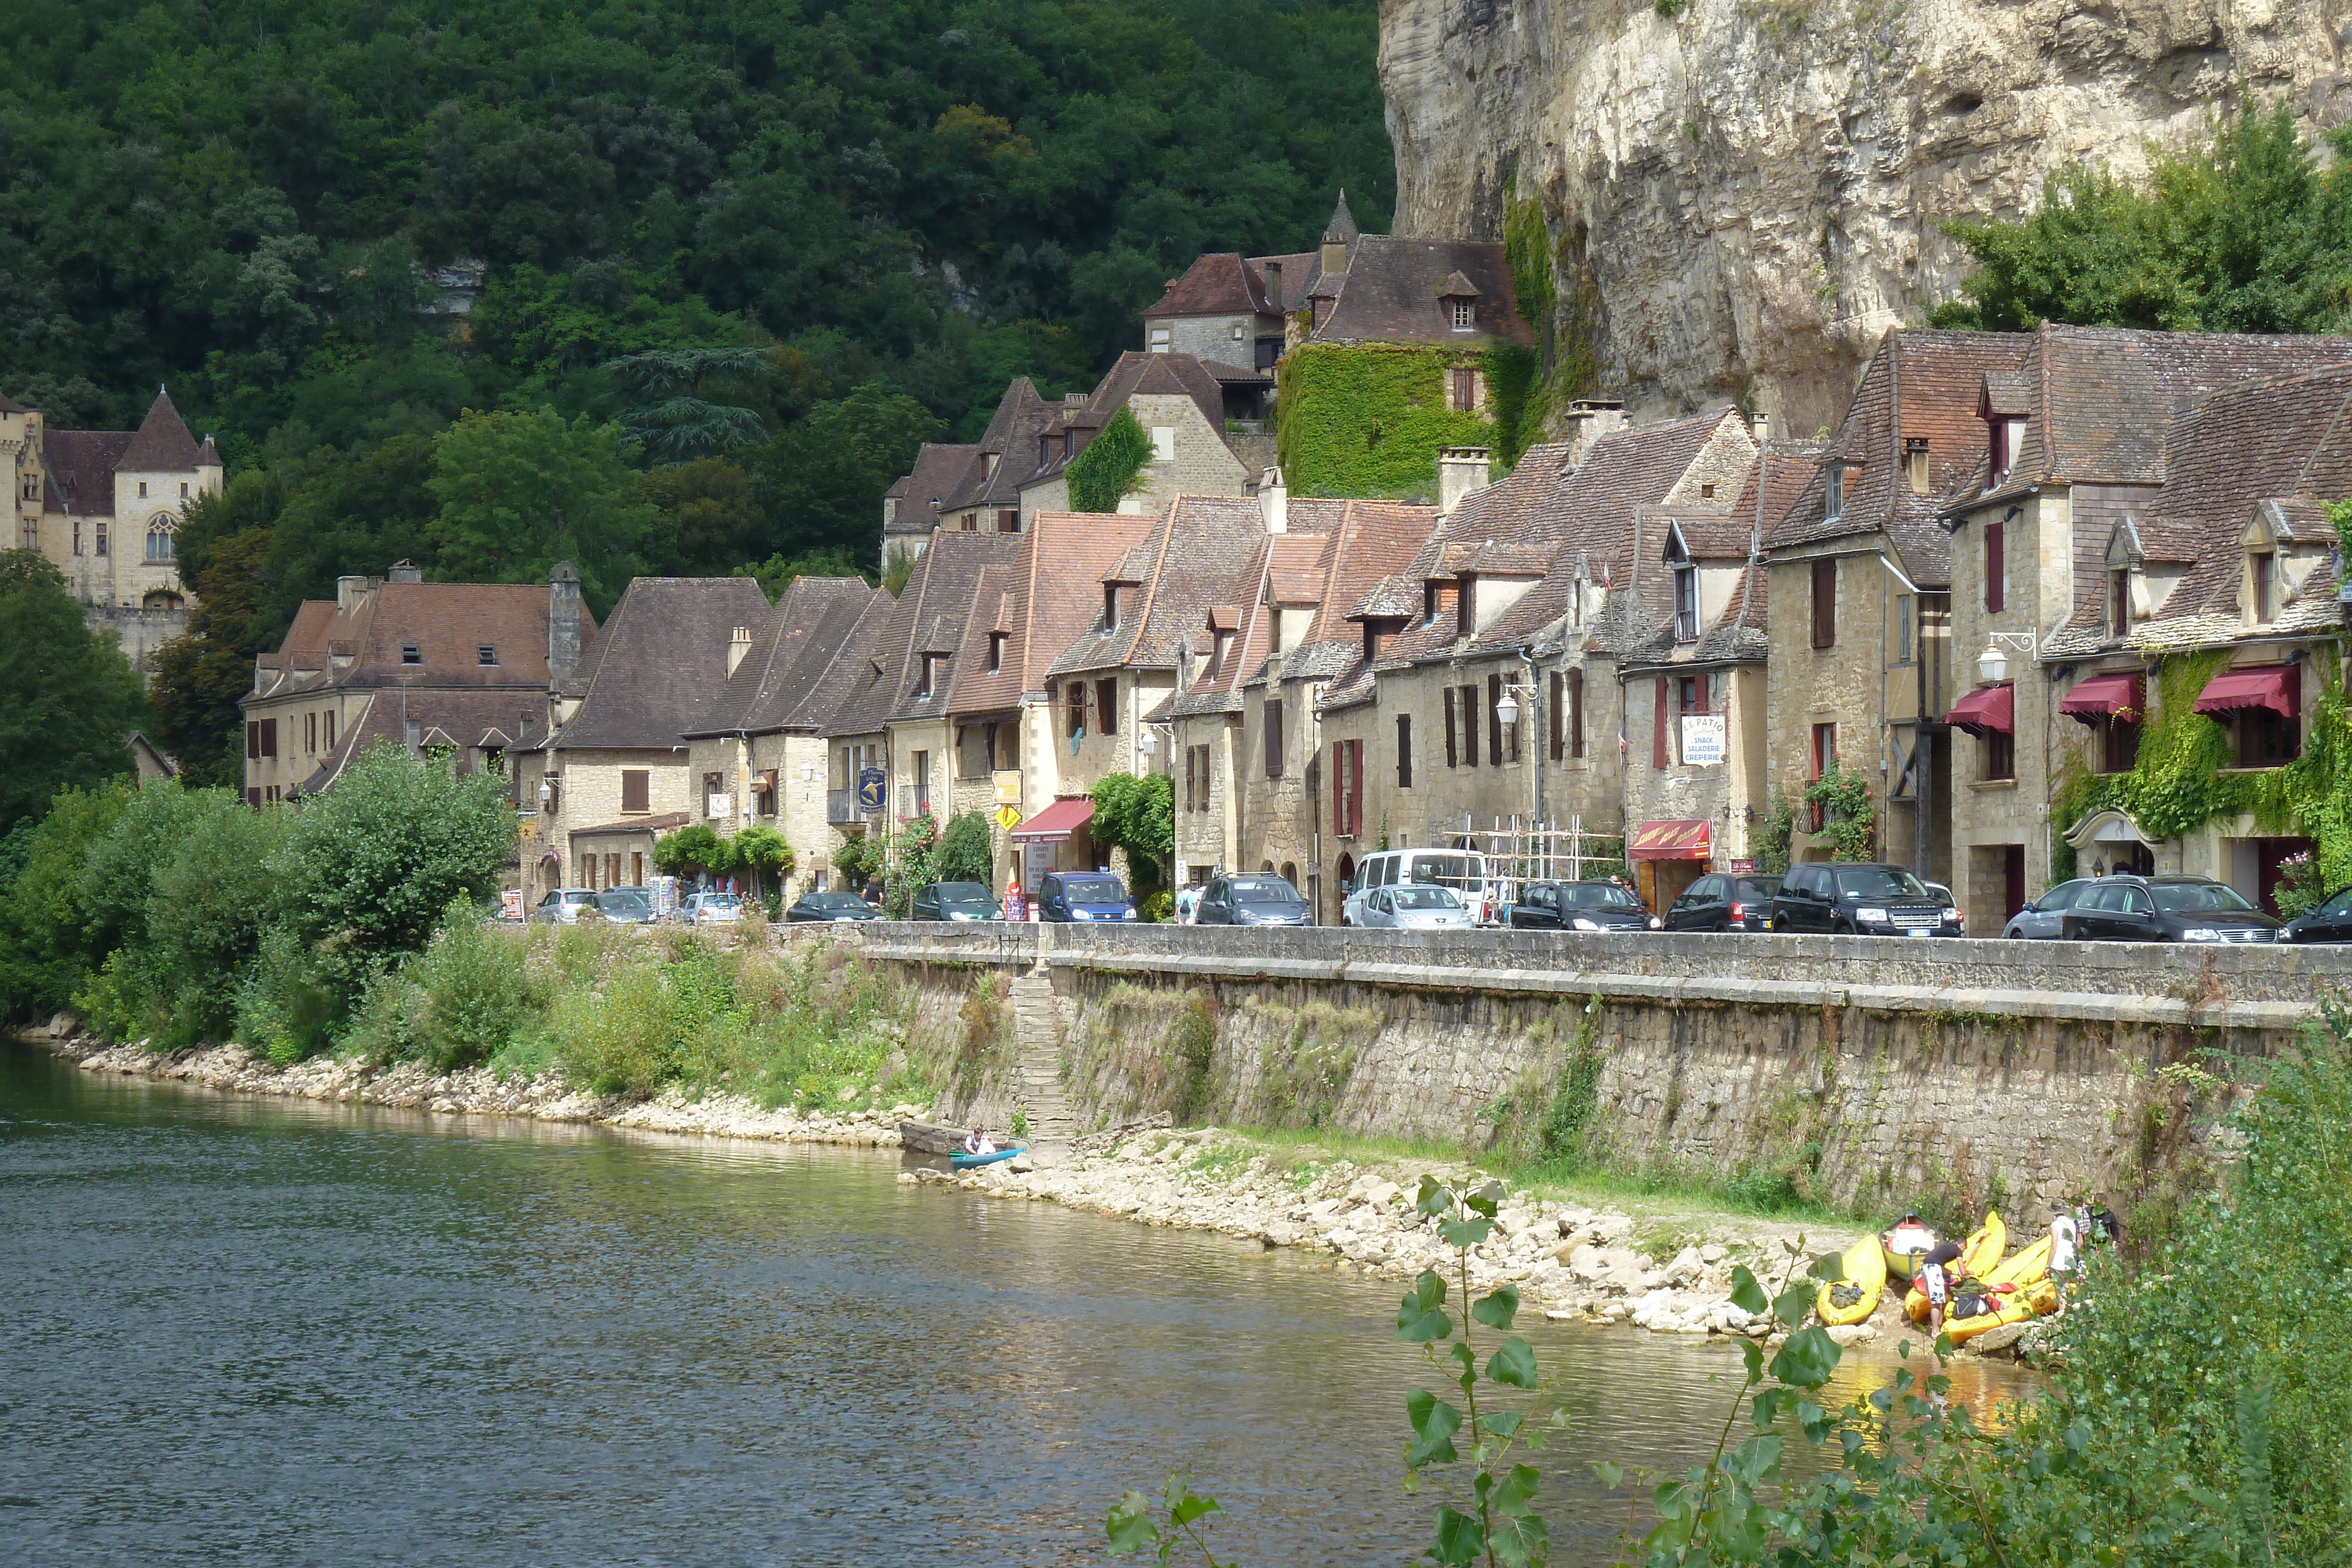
1243, 996, 1378, 1127
1066, 406, 1151, 512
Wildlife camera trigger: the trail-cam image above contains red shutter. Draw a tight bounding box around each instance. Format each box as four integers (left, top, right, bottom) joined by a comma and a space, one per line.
1652, 679, 1670, 769
1348, 741, 1365, 835
1985, 521, 2006, 613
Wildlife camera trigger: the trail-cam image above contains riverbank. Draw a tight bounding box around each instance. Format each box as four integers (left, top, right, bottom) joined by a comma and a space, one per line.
26, 1029, 2024, 1356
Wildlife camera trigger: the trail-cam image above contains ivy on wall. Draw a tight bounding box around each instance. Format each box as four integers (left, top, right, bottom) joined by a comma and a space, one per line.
1274, 342, 1500, 497
1803, 761, 1878, 861
1065, 406, 1151, 512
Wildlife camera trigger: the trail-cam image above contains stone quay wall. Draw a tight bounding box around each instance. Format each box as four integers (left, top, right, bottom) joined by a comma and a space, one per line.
841, 924, 2352, 1217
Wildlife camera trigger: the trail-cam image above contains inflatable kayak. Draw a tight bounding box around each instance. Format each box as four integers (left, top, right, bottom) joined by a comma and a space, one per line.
1905, 1211, 2007, 1322
950, 1145, 1025, 1169
1816, 1232, 1888, 1326
1881, 1228, 1940, 1280
1943, 1267, 2060, 1345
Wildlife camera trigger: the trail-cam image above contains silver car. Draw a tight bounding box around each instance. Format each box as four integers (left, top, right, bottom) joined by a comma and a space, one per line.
530, 888, 600, 924
682, 892, 743, 926
2002, 878, 2092, 939
1355, 884, 1476, 930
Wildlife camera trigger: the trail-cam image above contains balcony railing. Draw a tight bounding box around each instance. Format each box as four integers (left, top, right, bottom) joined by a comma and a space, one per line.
827, 788, 858, 825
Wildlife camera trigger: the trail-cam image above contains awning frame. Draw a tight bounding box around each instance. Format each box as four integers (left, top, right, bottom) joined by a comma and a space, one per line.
2057, 671, 2145, 727
1946, 681, 2014, 738
2193, 664, 2298, 720
1628, 818, 1711, 862
1010, 797, 1097, 844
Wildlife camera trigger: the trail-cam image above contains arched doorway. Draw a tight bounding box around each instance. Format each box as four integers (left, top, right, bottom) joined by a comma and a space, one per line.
537, 852, 562, 897
1279, 861, 1298, 891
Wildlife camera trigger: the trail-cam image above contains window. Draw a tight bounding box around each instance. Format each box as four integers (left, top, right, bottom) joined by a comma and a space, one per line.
632, 852, 643, 886
1096, 678, 1118, 736
1332, 739, 1364, 837
138, 480, 148, 499
996, 508, 1018, 533
1449, 299, 1475, 329
1449, 369, 1476, 410
1982, 727, 2014, 781
181, 482, 189, 499
1151, 426, 1177, 462
1824, 464, 1844, 521
17, 521, 31, 550
1264, 699, 1285, 778
1102, 585, 1120, 631
1810, 558, 1836, 648
1149, 324, 1171, 352
478, 644, 497, 666
606, 854, 620, 888
1811, 722, 1837, 781
306, 713, 317, 754
246, 721, 260, 760
324, 710, 336, 749
259, 718, 276, 757
621, 770, 650, 813
2108, 569, 2130, 638
1673, 565, 1698, 641
2251, 551, 2276, 623
913, 751, 931, 814
1652, 678, 1670, 769
2100, 716, 2141, 774
1458, 684, 1480, 765
1444, 687, 1459, 767
1548, 670, 1564, 760
1905, 438, 1930, 495
1990, 418, 2009, 480
1184, 744, 1201, 811
580, 855, 596, 890
1985, 521, 2006, 614
1700, 483, 1715, 500
987, 631, 1007, 673
1396, 713, 1414, 787
1569, 668, 1586, 758
704, 770, 726, 818
145, 519, 173, 561
401, 643, 422, 664
95, 520, 107, 556
1895, 595, 1913, 664
1066, 682, 1085, 740
916, 653, 939, 699
2239, 707, 2300, 768
247, 787, 261, 808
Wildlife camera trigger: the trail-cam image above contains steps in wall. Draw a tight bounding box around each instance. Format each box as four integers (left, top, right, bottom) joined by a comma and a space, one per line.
1007, 973, 1076, 1154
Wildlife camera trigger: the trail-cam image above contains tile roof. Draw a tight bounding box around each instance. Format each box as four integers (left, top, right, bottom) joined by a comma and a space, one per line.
292, 686, 543, 797
118, 389, 205, 471
1142, 253, 1281, 320
874, 529, 1020, 726
1306, 236, 1534, 348
1232, 500, 1442, 700
552, 577, 773, 751
1015, 352, 1247, 494
885, 443, 983, 536
937, 379, 1060, 512
1050, 494, 1289, 678
681, 577, 881, 738
788, 587, 900, 733
43, 431, 132, 514
252, 577, 593, 700
1248, 252, 1322, 312
944, 509, 1158, 716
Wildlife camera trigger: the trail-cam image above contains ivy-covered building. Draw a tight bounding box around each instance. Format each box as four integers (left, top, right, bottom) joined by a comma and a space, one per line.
1939, 326, 2352, 930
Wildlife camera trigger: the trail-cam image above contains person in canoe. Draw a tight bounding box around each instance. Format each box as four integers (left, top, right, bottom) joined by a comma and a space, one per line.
963, 1128, 998, 1158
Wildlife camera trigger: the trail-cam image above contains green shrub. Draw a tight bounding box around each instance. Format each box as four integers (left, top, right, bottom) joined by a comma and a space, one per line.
407, 900, 540, 1071
341, 962, 432, 1068
1065, 406, 1151, 511
551, 954, 680, 1096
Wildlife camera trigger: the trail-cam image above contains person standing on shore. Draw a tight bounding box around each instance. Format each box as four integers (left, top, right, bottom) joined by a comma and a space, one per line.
2049, 1206, 2081, 1315
1918, 1238, 1962, 1339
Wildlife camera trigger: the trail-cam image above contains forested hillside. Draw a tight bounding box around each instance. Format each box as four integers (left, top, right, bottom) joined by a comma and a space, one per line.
2, 0, 1389, 780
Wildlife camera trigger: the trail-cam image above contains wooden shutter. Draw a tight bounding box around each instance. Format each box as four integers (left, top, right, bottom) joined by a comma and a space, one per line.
1810, 559, 1836, 648
1985, 522, 2005, 613
1444, 687, 1458, 767
260, 718, 277, 758
1652, 678, 1670, 768
1461, 685, 1479, 767
1332, 742, 1347, 835
622, 770, 649, 813
1348, 741, 1364, 835
1396, 714, 1413, 788
1487, 674, 1503, 763
1264, 700, 1284, 778
246, 721, 260, 760
1097, 678, 1118, 735
1569, 670, 1585, 758
1548, 671, 1564, 760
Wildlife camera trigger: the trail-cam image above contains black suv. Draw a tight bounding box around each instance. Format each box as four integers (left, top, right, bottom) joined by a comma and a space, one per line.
2059, 875, 2278, 944
1663, 873, 1783, 932
1770, 863, 1959, 936
1507, 880, 1659, 932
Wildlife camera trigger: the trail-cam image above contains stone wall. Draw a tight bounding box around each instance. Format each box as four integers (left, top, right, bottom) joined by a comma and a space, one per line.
848, 922, 2344, 1217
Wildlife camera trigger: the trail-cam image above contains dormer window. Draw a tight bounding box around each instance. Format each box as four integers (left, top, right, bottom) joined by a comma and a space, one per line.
1450, 299, 1474, 329
1824, 464, 1845, 521
1149, 324, 1171, 352
401, 643, 422, 664
1424, 581, 1441, 626
477, 644, 497, 666
1905, 437, 1930, 495
1102, 585, 1120, 631
987, 631, 1007, 674
916, 653, 941, 698
1211, 629, 1233, 679
1673, 564, 1699, 643
2110, 570, 2131, 638
2251, 549, 2277, 624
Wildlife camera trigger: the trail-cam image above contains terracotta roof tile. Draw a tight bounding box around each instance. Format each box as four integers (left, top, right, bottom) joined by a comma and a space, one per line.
1142, 253, 1279, 320
683, 577, 880, 738
946, 509, 1158, 716
43, 431, 132, 514
885, 443, 983, 536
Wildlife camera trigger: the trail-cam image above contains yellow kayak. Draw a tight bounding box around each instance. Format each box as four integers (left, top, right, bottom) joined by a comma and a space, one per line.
1815, 1233, 1888, 1326
1945, 1275, 2060, 1344
1905, 1211, 2007, 1322
1982, 1233, 2053, 1289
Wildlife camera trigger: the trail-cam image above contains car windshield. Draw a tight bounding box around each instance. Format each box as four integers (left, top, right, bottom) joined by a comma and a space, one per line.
1391, 887, 1461, 910
1231, 878, 1301, 904
2321, 888, 2352, 916
1834, 867, 1929, 900
1061, 876, 1127, 902
697, 895, 741, 910
2035, 881, 2089, 911
809, 893, 868, 910
1733, 878, 1781, 900
2151, 881, 2259, 914
597, 890, 649, 908
1407, 854, 1478, 888
930, 882, 991, 903
1559, 883, 1641, 909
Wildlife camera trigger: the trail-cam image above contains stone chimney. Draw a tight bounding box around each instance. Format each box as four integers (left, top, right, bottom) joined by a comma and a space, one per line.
1438, 447, 1493, 516
336, 574, 373, 613
1561, 399, 1628, 470
1751, 411, 1770, 444
547, 561, 583, 690
1259, 466, 1288, 534
1264, 260, 1284, 312
386, 560, 422, 583
727, 625, 753, 676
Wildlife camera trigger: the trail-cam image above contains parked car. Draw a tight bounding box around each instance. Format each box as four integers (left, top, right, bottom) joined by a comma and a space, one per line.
681, 892, 743, 926
786, 891, 884, 923
2282, 886, 2352, 942
530, 888, 600, 924
594, 887, 657, 924
1770, 863, 1961, 935
1662, 873, 1783, 932
1194, 872, 1311, 927
1507, 880, 1661, 932
2059, 875, 2279, 944
1037, 871, 1135, 922
2002, 878, 2092, 940
1341, 848, 1495, 925
1354, 884, 1475, 930
911, 881, 1001, 921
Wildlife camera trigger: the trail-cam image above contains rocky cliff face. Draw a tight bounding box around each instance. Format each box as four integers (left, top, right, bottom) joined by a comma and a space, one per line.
1381, 0, 2352, 433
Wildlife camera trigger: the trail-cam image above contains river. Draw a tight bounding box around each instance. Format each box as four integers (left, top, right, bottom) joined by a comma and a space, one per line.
1, 1043, 2036, 1566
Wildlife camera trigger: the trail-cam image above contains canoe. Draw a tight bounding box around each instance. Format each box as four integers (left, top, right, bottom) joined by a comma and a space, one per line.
950, 1145, 1026, 1169
1880, 1229, 1940, 1279
1905, 1211, 2007, 1322
1815, 1232, 1888, 1326
898, 1120, 971, 1156
1982, 1233, 2054, 1290
1945, 1276, 2061, 1344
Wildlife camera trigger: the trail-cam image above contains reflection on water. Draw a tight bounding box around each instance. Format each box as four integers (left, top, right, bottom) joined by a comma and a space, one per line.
0, 1045, 2037, 1566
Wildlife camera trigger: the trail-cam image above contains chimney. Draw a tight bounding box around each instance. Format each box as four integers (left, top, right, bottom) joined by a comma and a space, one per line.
1561, 399, 1628, 469
336, 574, 371, 613
1320, 233, 1348, 279
1751, 411, 1770, 444
547, 561, 582, 690
387, 560, 422, 583
1259, 466, 1288, 534
1438, 447, 1493, 516
727, 625, 753, 676
1264, 261, 1284, 312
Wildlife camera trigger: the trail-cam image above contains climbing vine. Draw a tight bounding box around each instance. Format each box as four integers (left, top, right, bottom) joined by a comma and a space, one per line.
1754, 787, 1797, 874
1803, 761, 1877, 861
1067, 406, 1151, 512
1274, 342, 1501, 497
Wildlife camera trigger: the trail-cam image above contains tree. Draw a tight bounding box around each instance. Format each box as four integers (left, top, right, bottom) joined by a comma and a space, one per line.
652, 822, 734, 879
0, 784, 129, 1022
746, 383, 943, 565
0, 551, 145, 833
604, 346, 776, 464
427, 409, 657, 609
1066, 406, 1153, 512
642, 458, 763, 575
1089, 772, 1174, 892
934, 811, 996, 887
732, 824, 794, 897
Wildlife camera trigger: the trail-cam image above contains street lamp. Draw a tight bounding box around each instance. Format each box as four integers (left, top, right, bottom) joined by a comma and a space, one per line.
1494, 683, 1533, 728
1976, 630, 2039, 685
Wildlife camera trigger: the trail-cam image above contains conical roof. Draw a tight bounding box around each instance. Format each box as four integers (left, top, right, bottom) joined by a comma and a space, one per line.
1322, 190, 1359, 245
117, 388, 203, 472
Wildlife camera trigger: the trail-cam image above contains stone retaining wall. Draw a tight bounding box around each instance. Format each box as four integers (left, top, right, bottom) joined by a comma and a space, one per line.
838, 925, 2344, 1218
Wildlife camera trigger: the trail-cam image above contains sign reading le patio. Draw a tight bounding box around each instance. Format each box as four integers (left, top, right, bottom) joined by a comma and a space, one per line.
1679, 714, 1726, 766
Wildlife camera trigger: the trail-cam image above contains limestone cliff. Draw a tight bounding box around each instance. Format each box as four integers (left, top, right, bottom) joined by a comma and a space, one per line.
1381, 0, 2352, 433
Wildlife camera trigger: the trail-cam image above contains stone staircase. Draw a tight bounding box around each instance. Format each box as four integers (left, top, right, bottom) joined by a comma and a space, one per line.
1008, 973, 1077, 1155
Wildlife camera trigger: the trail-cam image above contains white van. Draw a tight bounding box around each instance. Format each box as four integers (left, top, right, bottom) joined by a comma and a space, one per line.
1341, 848, 1495, 926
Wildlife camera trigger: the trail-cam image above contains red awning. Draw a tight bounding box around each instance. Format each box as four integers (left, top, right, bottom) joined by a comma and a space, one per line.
1628, 819, 1710, 861
1946, 683, 2014, 736
2194, 665, 2297, 719
1010, 798, 1095, 844
2058, 671, 2144, 726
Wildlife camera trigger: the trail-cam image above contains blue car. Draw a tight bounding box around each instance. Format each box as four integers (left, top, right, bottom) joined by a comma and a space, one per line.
1037, 870, 1135, 922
